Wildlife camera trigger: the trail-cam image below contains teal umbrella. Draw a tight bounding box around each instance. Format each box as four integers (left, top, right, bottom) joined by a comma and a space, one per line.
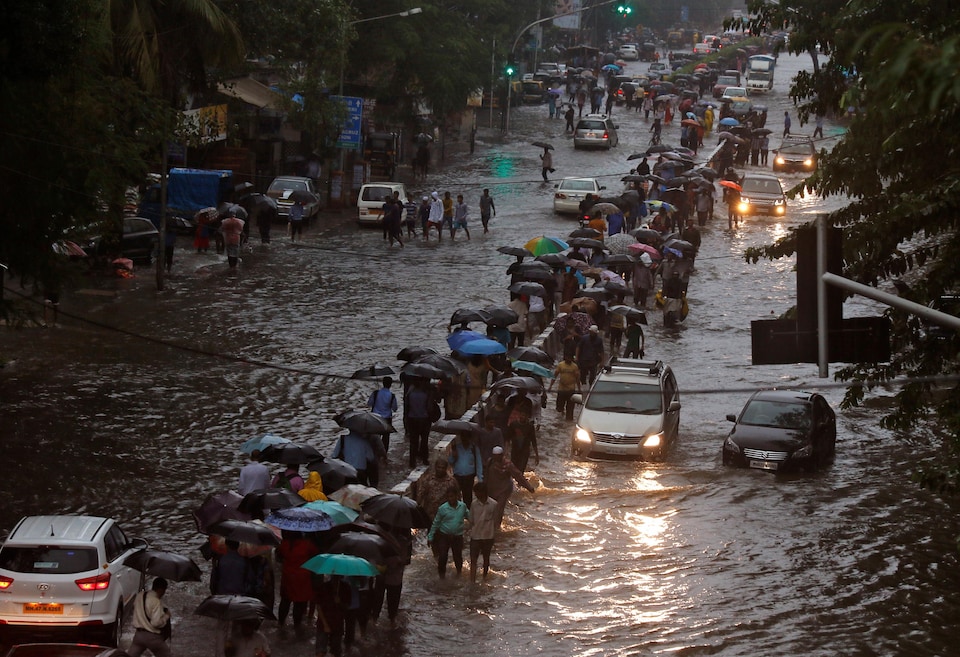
301, 553, 379, 577
240, 433, 290, 455
303, 500, 360, 526
512, 360, 554, 379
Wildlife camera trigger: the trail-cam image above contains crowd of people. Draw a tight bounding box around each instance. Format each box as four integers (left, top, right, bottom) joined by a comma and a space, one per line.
378, 188, 499, 246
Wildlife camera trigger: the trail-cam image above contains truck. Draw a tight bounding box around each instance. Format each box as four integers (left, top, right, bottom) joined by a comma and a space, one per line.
745, 54, 776, 93
139, 168, 234, 233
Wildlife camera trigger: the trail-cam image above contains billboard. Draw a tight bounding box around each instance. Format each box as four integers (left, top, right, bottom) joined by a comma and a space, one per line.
553, 0, 582, 30
334, 96, 364, 150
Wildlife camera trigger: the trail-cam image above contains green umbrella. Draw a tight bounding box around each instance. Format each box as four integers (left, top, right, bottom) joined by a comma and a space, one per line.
301, 553, 379, 577
302, 500, 360, 526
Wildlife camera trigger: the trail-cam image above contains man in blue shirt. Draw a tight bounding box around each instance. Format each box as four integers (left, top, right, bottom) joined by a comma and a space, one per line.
331, 431, 378, 487
427, 487, 469, 578
369, 377, 398, 453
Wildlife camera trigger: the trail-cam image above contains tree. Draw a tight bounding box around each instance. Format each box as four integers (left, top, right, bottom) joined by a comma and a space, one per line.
742, 0, 960, 490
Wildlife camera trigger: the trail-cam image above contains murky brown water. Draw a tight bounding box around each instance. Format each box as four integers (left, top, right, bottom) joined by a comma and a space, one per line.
2, 53, 959, 656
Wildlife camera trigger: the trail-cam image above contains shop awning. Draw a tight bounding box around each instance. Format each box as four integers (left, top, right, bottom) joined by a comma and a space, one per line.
217, 77, 281, 109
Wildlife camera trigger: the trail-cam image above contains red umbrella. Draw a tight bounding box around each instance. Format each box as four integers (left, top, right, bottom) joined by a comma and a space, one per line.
719, 180, 742, 192
628, 242, 663, 259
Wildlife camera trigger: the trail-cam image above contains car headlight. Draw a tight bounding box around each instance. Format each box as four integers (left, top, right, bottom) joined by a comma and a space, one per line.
775, 205, 786, 215
775, 156, 785, 164
574, 427, 593, 444
642, 433, 663, 448
793, 443, 813, 459
803, 158, 813, 166
738, 201, 749, 213
723, 437, 741, 454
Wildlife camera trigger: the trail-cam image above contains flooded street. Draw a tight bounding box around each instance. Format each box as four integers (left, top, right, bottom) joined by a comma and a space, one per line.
3, 52, 960, 656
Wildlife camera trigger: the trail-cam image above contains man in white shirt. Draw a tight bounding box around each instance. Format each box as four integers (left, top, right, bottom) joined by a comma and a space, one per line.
427, 191, 444, 242
238, 450, 271, 495
468, 482, 500, 582
128, 577, 171, 657
527, 294, 546, 340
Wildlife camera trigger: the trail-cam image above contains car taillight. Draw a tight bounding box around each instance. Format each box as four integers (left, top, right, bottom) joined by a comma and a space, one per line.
75, 572, 111, 591
0, 576, 13, 589
603, 132, 609, 139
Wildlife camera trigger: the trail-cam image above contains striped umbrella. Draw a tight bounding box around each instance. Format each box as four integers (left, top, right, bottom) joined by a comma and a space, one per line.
524, 236, 570, 256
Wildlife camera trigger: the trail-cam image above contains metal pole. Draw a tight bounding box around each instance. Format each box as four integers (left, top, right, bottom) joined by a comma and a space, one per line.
816, 215, 828, 377
490, 37, 495, 129
822, 272, 960, 332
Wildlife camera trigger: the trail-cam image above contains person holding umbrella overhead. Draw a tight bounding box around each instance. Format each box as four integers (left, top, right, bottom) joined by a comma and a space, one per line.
127, 577, 172, 657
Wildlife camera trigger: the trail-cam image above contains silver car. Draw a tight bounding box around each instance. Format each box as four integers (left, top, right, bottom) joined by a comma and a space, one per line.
573, 115, 619, 150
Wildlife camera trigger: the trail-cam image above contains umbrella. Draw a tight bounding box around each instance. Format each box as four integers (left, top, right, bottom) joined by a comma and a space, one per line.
509, 281, 547, 297
645, 144, 674, 155
446, 329, 487, 351
335, 409, 393, 434
497, 245, 533, 259
531, 141, 555, 150
602, 64, 622, 72
590, 203, 622, 216
432, 419, 480, 434
327, 531, 399, 566
301, 553, 379, 577
535, 252, 569, 267
609, 305, 649, 325
208, 519, 281, 546
455, 338, 507, 356
645, 174, 668, 186
524, 236, 569, 256
515, 268, 555, 282
303, 500, 360, 526
507, 346, 553, 367
259, 442, 323, 464
653, 160, 685, 170
718, 117, 740, 127
192, 491, 250, 533
196, 595, 276, 621
489, 376, 544, 395
663, 238, 696, 256
553, 311, 594, 335
508, 260, 553, 275
645, 200, 678, 213
449, 308, 492, 327
680, 118, 701, 127
620, 189, 641, 203
576, 288, 610, 301
483, 305, 520, 327
604, 233, 637, 255
626, 152, 649, 161
719, 180, 742, 192
569, 227, 602, 238
600, 253, 636, 268
350, 364, 396, 380
400, 361, 448, 380
628, 242, 662, 259
239, 433, 290, 455
630, 228, 664, 245
265, 506, 335, 532
664, 246, 684, 258
717, 130, 735, 141
693, 166, 718, 181
238, 488, 304, 515
124, 549, 203, 582
52, 240, 88, 257
305, 457, 359, 494
547, 88, 564, 96
512, 361, 554, 379
752, 128, 773, 136
568, 237, 606, 250
361, 494, 431, 529
396, 345, 437, 361
413, 354, 467, 375
621, 174, 646, 183
329, 484, 383, 511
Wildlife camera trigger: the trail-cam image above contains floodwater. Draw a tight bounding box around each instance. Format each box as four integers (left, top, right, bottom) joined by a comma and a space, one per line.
2, 52, 959, 656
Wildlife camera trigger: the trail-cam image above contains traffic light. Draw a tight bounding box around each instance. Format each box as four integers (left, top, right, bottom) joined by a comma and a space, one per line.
616, 4, 632, 15
505, 63, 516, 77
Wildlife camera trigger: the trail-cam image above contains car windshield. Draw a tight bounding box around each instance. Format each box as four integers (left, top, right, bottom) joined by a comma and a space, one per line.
559, 180, 597, 192
780, 143, 814, 155
361, 186, 393, 201
741, 178, 783, 195
577, 121, 606, 131
585, 380, 662, 414
717, 76, 738, 85
0, 546, 98, 574
740, 400, 812, 430
268, 179, 308, 193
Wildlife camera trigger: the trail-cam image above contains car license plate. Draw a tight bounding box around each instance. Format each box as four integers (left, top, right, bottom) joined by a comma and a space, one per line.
587, 132, 597, 138
749, 460, 779, 471
23, 602, 63, 614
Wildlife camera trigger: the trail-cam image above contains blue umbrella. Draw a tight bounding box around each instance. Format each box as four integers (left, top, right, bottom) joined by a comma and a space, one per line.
455, 338, 507, 356
301, 553, 379, 577
718, 117, 740, 127
264, 506, 335, 532
602, 64, 622, 72
446, 329, 487, 351
240, 433, 290, 455
512, 360, 554, 379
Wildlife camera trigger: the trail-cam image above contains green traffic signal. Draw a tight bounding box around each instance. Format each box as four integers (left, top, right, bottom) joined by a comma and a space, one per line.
617, 4, 632, 14
505, 64, 515, 76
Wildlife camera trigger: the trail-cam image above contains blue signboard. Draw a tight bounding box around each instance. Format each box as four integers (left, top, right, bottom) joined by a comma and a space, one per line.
334, 96, 363, 150
680, 5, 689, 22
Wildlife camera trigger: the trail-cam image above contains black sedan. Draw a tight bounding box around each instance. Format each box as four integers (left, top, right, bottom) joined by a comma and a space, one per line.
82, 216, 159, 264
722, 390, 836, 472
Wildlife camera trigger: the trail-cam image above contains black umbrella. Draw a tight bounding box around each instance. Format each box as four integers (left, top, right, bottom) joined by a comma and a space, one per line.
507, 346, 554, 367
335, 409, 393, 434
208, 520, 281, 546
645, 174, 668, 186
192, 491, 251, 533
620, 189, 641, 203
508, 281, 546, 297
626, 152, 650, 161
195, 595, 277, 621
609, 304, 649, 325
568, 237, 606, 250
575, 288, 610, 301
693, 167, 718, 181
630, 228, 664, 245
490, 376, 544, 395
752, 128, 773, 136
259, 442, 323, 465
400, 361, 449, 380
238, 488, 304, 515
622, 174, 646, 183
396, 346, 438, 361
413, 353, 467, 375
483, 305, 520, 328
327, 531, 400, 566
535, 252, 569, 267
645, 144, 674, 155
663, 238, 696, 255
531, 141, 555, 150
351, 364, 396, 379
449, 308, 492, 326
517, 268, 555, 282
290, 190, 319, 204
306, 457, 359, 495
569, 227, 603, 238
432, 419, 480, 434
507, 260, 553, 275
600, 254, 636, 268
360, 494, 431, 529
496, 245, 533, 259
125, 549, 203, 582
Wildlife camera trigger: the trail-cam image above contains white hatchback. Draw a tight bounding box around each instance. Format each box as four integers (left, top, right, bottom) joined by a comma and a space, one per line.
0, 516, 147, 646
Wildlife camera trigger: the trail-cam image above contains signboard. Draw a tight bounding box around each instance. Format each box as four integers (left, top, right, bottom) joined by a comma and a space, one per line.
334, 96, 363, 150
553, 0, 582, 30
182, 104, 227, 144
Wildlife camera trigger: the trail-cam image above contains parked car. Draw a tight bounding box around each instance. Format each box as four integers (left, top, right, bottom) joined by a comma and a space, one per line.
618, 44, 639, 61
356, 182, 407, 227
737, 173, 787, 217
553, 177, 605, 214
573, 114, 619, 149
773, 135, 818, 173
722, 390, 837, 472
81, 217, 159, 264
266, 176, 321, 222
3, 644, 129, 657
571, 359, 681, 460
0, 516, 147, 646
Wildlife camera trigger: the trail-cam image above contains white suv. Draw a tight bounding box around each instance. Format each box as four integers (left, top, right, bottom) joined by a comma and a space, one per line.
0, 516, 147, 646
571, 359, 681, 460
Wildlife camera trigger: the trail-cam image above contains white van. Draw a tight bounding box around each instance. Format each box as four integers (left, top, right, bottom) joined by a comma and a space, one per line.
357, 182, 407, 226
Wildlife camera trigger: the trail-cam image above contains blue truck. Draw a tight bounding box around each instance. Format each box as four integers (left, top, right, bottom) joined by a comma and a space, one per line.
139, 168, 234, 234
